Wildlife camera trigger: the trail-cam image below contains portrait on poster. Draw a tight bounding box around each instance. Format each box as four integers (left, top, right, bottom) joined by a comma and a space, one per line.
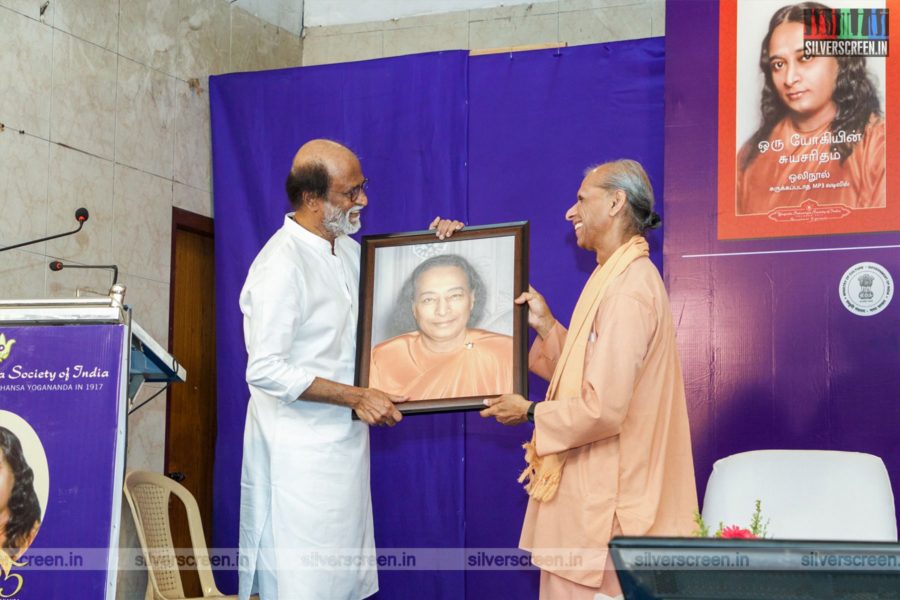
718, 0, 899, 240
355, 223, 529, 415
0, 410, 48, 563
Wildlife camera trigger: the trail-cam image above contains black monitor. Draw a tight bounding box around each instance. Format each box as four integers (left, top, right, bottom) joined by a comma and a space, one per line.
609, 536, 900, 600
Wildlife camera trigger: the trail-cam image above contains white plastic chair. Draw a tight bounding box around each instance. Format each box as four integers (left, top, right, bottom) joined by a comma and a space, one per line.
124, 470, 237, 600
701, 450, 897, 541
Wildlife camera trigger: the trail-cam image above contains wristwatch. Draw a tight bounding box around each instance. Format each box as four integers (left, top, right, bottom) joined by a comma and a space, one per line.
526, 402, 536, 423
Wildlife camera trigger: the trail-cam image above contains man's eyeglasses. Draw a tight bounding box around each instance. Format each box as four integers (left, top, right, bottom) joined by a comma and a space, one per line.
339, 178, 368, 202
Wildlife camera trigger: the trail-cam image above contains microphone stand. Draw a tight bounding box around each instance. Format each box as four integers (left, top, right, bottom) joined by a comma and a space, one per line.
49, 262, 118, 288
0, 220, 87, 252
0, 208, 89, 253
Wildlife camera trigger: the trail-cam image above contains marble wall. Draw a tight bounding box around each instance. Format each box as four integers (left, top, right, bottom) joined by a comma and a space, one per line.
302, 0, 664, 65
0, 1, 300, 596
0, 0, 300, 460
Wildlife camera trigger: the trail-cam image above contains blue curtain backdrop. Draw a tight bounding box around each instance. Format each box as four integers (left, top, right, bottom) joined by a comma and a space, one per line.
210, 39, 664, 598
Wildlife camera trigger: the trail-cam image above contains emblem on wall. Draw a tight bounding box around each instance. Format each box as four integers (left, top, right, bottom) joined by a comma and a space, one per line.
839, 262, 893, 317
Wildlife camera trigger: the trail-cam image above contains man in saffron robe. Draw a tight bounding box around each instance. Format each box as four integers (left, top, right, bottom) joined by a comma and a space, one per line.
369, 254, 513, 400
481, 160, 697, 600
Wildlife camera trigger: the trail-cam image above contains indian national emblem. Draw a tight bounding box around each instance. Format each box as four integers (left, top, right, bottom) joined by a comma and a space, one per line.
857, 273, 875, 301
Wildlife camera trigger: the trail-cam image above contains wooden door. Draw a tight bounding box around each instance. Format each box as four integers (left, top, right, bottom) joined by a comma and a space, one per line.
166, 207, 216, 596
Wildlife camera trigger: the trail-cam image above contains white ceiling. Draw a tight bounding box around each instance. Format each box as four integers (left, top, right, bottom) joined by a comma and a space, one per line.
231, 0, 555, 35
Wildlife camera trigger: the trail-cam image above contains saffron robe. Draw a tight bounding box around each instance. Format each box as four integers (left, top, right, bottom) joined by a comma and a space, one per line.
736, 116, 885, 214
368, 329, 513, 400
520, 256, 698, 588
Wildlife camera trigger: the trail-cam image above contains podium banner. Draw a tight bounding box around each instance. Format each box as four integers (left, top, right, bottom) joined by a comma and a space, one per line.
0, 323, 125, 599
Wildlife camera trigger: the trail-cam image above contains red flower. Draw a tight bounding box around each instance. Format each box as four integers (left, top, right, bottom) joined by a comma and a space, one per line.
719, 526, 757, 539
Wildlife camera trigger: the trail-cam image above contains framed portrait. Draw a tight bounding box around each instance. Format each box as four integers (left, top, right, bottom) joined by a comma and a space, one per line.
355, 222, 529, 415
717, 0, 900, 240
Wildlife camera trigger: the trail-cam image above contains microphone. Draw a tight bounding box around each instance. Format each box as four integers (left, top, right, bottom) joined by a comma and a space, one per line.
0, 208, 90, 253
49, 261, 118, 286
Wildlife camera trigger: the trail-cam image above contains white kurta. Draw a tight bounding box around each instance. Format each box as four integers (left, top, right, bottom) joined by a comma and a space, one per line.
238, 215, 376, 600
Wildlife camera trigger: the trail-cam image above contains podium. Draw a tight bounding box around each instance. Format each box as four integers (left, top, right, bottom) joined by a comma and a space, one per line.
610, 537, 900, 599
0, 287, 186, 599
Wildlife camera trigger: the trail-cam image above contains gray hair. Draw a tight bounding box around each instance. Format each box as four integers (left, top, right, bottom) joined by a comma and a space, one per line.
389, 254, 486, 336
586, 159, 661, 235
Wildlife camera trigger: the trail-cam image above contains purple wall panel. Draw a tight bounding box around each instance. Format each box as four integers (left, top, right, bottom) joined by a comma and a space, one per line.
665, 0, 900, 521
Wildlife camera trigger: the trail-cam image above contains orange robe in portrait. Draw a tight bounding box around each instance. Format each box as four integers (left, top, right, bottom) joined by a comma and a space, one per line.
736, 116, 885, 214
369, 328, 513, 401
520, 257, 698, 590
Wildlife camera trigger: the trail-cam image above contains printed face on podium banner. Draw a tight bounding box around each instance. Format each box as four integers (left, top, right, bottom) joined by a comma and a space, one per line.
0, 411, 49, 561
355, 223, 529, 415
0, 325, 123, 598
718, 0, 900, 240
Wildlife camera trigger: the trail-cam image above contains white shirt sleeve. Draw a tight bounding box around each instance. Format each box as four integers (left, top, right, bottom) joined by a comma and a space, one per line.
242, 259, 315, 404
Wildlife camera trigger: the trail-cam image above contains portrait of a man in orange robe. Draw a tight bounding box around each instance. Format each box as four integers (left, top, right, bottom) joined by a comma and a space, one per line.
369, 253, 514, 401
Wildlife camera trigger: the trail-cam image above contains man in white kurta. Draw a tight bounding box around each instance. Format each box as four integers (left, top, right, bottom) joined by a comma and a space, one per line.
238, 140, 400, 600
238, 140, 463, 600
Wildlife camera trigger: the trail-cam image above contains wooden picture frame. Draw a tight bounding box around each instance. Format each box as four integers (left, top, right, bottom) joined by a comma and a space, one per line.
355, 222, 529, 415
